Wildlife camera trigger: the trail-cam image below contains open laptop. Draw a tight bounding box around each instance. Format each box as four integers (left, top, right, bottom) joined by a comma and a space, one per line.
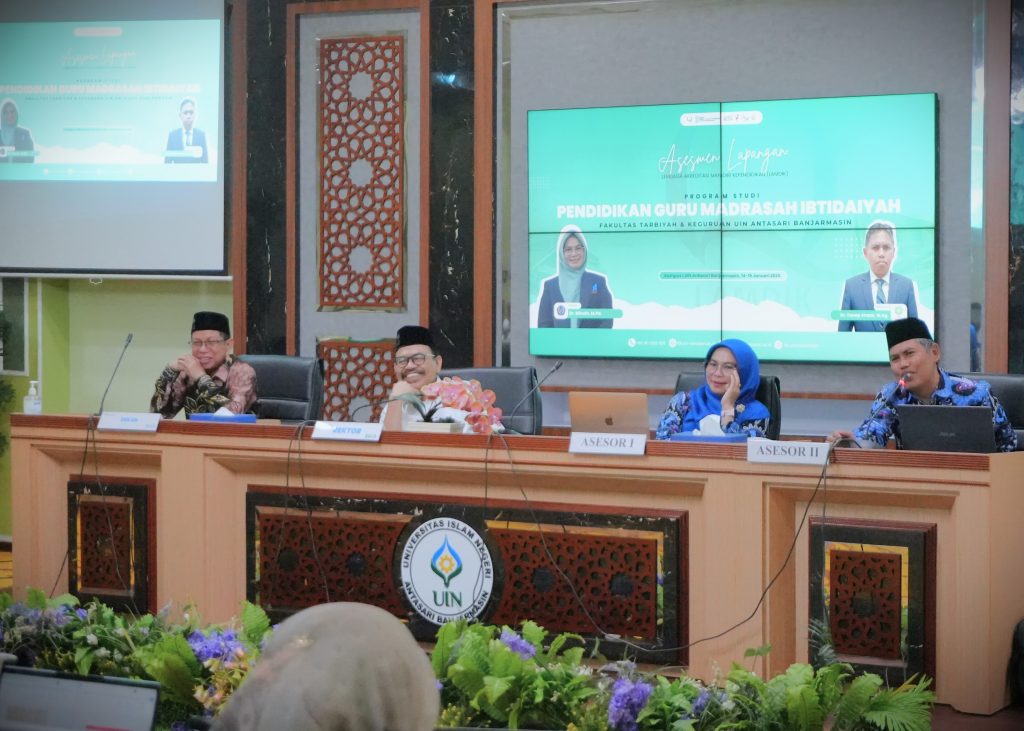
568, 392, 649, 434
0, 665, 159, 731
898, 404, 998, 453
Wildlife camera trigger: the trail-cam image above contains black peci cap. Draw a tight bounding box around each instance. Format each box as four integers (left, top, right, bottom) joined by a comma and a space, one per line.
192, 311, 230, 337
395, 325, 434, 350
885, 317, 932, 349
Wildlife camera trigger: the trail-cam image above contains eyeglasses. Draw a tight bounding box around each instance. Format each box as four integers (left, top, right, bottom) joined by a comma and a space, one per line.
705, 360, 738, 374
395, 352, 436, 367
190, 338, 226, 349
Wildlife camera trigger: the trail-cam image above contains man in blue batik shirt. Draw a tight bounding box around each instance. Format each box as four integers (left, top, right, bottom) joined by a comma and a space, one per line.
829, 317, 1017, 451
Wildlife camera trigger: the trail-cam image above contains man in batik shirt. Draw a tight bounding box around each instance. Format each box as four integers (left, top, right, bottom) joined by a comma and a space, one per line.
150, 310, 257, 418
829, 317, 1016, 451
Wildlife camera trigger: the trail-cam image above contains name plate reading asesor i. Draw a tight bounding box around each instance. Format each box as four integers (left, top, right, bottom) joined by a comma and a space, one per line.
746, 438, 829, 465
569, 432, 647, 456
312, 421, 383, 442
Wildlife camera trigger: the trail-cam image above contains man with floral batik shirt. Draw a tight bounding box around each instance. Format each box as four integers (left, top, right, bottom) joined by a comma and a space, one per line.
150, 311, 257, 418
829, 317, 1016, 451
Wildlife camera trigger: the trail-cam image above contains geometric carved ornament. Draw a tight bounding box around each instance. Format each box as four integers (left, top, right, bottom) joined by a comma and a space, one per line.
317, 337, 395, 421
828, 549, 902, 659
318, 35, 405, 309
488, 526, 659, 640
67, 479, 154, 613
253, 507, 410, 617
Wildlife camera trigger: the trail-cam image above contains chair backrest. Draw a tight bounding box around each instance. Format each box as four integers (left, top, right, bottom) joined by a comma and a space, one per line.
673, 372, 782, 440
236, 354, 325, 422
440, 367, 542, 435
967, 372, 1024, 450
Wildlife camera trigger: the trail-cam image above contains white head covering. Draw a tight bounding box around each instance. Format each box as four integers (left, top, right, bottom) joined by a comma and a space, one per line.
211, 602, 439, 731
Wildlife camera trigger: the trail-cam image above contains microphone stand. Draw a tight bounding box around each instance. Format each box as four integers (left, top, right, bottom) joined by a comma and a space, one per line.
503, 361, 563, 434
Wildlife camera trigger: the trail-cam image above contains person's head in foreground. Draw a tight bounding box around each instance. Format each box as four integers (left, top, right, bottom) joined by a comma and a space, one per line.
394, 324, 442, 390
190, 310, 233, 374
885, 316, 939, 400
211, 602, 439, 731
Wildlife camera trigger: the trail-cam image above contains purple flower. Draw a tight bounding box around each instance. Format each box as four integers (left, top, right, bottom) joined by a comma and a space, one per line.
188, 628, 243, 663
608, 677, 653, 731
499, 629, 536, 660
686, 687, 726, 719
75, 608, 88, 620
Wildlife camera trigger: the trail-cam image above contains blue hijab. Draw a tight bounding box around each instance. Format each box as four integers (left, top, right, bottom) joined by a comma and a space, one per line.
682, 338, 772, 432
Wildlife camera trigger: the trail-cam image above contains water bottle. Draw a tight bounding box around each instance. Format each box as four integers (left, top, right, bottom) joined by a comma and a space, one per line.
23, 380, 42, 415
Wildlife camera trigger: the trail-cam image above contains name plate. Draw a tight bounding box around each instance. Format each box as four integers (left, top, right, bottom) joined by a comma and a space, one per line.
312, 421, 383, 442
97, 412, 161, 432
746, 438, 829, 465
569, 431, 647, 456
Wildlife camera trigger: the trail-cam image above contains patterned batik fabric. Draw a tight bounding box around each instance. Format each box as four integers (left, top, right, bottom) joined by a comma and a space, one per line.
150, 355, 257, 417
854, 368, 1017, 451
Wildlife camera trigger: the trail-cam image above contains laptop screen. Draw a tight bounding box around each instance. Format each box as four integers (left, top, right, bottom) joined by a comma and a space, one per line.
0, 666, 159, 731
897, 404, 998, 453
568, 392, 649, 434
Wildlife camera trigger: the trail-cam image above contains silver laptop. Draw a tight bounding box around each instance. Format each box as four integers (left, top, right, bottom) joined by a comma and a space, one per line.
0, 666, 159, 731
568, 392, 649, 434
898, 404, 998, 453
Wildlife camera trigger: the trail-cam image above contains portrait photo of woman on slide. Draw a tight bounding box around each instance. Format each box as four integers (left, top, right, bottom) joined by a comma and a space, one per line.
535, 224, 614, 328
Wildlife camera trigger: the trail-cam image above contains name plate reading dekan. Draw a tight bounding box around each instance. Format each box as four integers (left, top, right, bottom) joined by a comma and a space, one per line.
312, 421, 383, 442
746, 438, 829, 466
569, 432, 647, 456
97, 412, 161, 432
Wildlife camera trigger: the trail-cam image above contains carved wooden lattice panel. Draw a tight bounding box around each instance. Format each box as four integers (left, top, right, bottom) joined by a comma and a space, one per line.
488, 527, 659, 639
67, 479, 153, 613
256, 509, 408, 615
78, 498, 133, 593
317, 338, 395, 421
829, 549, 902, 659
318, 35, 404, 309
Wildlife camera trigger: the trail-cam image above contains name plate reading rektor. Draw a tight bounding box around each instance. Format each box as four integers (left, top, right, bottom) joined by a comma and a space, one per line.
569, 432, 647, 456
312, 421, 383, 442
746, 438, 829, 465
97, 412, 161, 432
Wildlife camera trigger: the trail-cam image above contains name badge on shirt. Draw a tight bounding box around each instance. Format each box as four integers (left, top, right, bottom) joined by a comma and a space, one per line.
312, 421, 383, 442
97, 412, 161, 432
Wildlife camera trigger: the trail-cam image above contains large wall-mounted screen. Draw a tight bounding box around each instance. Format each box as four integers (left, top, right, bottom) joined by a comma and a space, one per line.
0, 0, 225, 276
527, 93, 936, 363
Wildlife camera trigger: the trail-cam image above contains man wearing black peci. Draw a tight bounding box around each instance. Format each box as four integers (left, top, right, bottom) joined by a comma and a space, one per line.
150, 311, 257, 418
828, 317, 1016, 451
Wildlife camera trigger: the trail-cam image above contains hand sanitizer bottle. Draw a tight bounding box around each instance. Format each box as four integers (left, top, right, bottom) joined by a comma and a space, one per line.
23, 380, 42, 415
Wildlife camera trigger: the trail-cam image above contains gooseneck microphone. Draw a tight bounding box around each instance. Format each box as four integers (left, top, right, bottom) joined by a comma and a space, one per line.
504, 361, 563, 434
96, 333, 134, 417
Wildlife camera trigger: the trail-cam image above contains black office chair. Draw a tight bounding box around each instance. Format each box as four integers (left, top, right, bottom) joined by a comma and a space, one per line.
440, 367, 542, 435
966, 372, 1024, 450
673, 372, 782, 440
236, 354, 325, 422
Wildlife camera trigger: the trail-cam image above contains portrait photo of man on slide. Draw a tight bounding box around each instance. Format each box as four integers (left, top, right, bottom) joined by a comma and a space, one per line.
837, 220, 919, 332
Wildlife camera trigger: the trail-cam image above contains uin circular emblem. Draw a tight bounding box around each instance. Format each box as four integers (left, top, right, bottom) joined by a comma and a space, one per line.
400, 517, 494, 624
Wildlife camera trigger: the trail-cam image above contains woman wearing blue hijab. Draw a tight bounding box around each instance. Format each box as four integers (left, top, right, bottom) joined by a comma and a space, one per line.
536, 225, 613, 328
656, 338, 772, 439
